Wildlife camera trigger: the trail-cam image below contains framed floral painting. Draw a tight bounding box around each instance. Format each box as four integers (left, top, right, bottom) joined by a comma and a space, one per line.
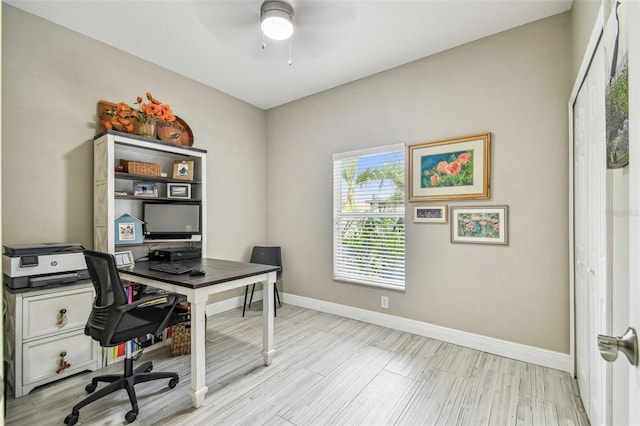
450, 205, 508, 245
408, 133, 491, 201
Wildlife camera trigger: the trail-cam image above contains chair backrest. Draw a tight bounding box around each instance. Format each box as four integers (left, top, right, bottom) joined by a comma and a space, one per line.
250, 246, 282, 280
83, 250, 130, 344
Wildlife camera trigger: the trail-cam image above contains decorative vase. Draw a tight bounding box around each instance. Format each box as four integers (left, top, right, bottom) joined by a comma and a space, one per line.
137, 120, 157, 139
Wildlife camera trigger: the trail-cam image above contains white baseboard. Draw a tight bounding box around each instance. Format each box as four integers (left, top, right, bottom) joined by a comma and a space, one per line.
281, 293, 570, 372
206, 290, 264, 316
205, 290, 570, 372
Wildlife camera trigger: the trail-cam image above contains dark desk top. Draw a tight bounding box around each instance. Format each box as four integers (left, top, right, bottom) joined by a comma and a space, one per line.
118, 258, 279, 290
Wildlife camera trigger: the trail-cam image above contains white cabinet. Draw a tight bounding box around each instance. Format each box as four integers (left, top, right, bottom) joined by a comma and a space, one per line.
93, 131, 207, 258
3, 283, 101, 397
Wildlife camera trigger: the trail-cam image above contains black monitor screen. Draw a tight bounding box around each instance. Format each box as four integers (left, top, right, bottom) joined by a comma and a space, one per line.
142, 202, 201, 239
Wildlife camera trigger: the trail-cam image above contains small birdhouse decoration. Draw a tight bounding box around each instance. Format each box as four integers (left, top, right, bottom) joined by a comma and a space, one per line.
115, 213, 144, 244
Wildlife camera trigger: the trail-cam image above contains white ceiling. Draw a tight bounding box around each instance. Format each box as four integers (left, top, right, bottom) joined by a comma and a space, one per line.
6, 0, 573, 110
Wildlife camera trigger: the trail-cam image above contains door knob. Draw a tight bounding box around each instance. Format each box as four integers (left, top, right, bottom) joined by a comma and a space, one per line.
597, 327, 638, 365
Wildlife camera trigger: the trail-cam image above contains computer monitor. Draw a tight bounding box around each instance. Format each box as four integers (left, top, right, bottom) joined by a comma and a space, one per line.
142, 202, 201, 239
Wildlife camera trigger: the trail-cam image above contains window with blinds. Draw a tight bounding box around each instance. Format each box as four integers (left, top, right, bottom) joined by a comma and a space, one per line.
332, 143, 405, 289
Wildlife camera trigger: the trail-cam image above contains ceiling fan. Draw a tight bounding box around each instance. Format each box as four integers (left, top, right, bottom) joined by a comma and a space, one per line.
193, 0, 357, 64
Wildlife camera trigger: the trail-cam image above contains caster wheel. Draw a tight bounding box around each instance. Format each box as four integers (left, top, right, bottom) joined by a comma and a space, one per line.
144, 365, 153, 373
64, 413, 79, 425
125, 410, 138, 423
85, 382, 97, 393
168, 377, 179, 389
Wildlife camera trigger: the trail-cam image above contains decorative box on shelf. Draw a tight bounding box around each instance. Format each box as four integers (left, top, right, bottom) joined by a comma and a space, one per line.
119, 159, 161, 177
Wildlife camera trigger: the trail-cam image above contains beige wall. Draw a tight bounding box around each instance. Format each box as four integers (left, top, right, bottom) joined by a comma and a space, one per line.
266, 13, 573, 353
2, 4, 603, 355
1, 5, 267, 263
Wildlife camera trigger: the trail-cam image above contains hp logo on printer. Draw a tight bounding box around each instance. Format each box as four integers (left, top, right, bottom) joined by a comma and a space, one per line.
51, 261, 58, 267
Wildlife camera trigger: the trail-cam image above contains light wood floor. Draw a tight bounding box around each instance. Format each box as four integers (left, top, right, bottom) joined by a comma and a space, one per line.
5, 304, 589, 425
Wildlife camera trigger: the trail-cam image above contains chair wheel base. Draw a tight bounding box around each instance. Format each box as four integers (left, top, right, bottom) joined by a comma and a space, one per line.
64, 413, 79, 425
169, 377, 179, 388
125, 410, 138, 423
85, 382, 97, 393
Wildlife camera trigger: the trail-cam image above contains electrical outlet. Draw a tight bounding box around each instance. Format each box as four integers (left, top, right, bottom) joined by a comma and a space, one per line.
381, 296, 389, 309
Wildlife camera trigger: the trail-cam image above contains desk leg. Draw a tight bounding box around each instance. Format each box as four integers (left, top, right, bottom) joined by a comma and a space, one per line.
189, 298, 208, 408
262, 271, 276, 365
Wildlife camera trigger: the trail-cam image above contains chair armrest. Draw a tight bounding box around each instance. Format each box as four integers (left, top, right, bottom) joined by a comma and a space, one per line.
115, 292, 184, 313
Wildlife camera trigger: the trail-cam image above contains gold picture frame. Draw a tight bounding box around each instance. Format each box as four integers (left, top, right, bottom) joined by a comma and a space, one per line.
173, 160, 194, 181
408, 133, 491, 201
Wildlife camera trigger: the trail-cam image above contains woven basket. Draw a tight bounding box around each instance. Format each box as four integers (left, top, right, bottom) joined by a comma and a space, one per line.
120, 159, 161, 177
170, 322, 191, 356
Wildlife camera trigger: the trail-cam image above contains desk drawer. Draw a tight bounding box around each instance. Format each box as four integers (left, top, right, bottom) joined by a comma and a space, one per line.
23, 330, 98, 386
23, 287, 94, 340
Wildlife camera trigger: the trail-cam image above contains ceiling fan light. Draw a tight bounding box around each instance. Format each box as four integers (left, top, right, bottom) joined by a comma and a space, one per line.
260, 1, 294, 41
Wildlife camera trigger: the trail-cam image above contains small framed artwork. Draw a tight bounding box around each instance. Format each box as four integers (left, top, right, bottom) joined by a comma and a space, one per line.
451, 205, 508, 245
114, 213, 144, 244
408, 133, 491, 201
173, 160, 194, 181
167, 182, 191, 199
114, 251, 135, 268
117, 222, 136, 241
133, 182, 158, 197
413, 205, 448, 223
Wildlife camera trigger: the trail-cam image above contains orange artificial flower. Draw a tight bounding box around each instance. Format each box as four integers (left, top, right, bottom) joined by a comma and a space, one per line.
143, 103, 160, 117
108, 91, 176, 125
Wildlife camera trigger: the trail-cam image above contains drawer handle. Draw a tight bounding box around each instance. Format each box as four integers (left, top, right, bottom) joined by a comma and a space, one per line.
56, 308, 68, 328
56, 351, 71, 374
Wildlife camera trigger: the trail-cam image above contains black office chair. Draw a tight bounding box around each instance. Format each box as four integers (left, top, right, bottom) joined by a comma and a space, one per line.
64, 250, 185, 425
242, 246, 282, 317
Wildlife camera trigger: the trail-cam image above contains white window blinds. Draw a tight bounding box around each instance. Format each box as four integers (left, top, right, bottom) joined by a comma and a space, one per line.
332, 143, 405, 289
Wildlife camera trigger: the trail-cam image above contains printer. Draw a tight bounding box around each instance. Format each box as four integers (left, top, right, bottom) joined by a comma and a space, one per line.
3, 243, 90, 290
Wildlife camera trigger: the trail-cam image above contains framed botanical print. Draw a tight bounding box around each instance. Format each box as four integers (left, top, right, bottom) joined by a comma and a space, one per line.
409, 133, 491, 201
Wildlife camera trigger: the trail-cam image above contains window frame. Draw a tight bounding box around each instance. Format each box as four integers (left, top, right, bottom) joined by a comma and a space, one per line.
332, 143, 406, 290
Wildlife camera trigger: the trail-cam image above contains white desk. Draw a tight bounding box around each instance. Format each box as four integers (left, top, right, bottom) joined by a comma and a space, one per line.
119, 258, 278, 408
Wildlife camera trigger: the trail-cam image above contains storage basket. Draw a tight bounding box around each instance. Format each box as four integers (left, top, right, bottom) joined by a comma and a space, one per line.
170, 322, 191, 356
120, 159, 161, 177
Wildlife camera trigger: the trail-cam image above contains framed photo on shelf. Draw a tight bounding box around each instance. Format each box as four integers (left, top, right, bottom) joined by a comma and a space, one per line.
167, 182, 191, 199
408, 133, 491, 201
133, 182, 158, 197
450, 205, 508, 245
413, 205, 448, 223
173, 160, 194, 181
114, 251, 135, 267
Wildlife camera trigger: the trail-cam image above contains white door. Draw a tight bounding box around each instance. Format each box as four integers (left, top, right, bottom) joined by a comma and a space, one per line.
574, 83, 590, 411
573, 2, 640, 425
604, 1, 640, 425
624, 1, 640, 423
573, 23, 609, 425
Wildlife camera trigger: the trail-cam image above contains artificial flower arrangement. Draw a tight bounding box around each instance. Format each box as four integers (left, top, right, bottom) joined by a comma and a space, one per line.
104, 92, 176, 135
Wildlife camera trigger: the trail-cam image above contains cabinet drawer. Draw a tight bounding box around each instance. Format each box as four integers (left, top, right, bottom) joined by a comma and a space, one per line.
23, 287, 94, 340
23, 330, 98, 386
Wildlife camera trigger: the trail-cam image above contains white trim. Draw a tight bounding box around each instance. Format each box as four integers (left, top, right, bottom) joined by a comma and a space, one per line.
207, 291, 569, 371
205, 290, 265, 317
282, 293, 570, 372
332, 142, 405, 161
